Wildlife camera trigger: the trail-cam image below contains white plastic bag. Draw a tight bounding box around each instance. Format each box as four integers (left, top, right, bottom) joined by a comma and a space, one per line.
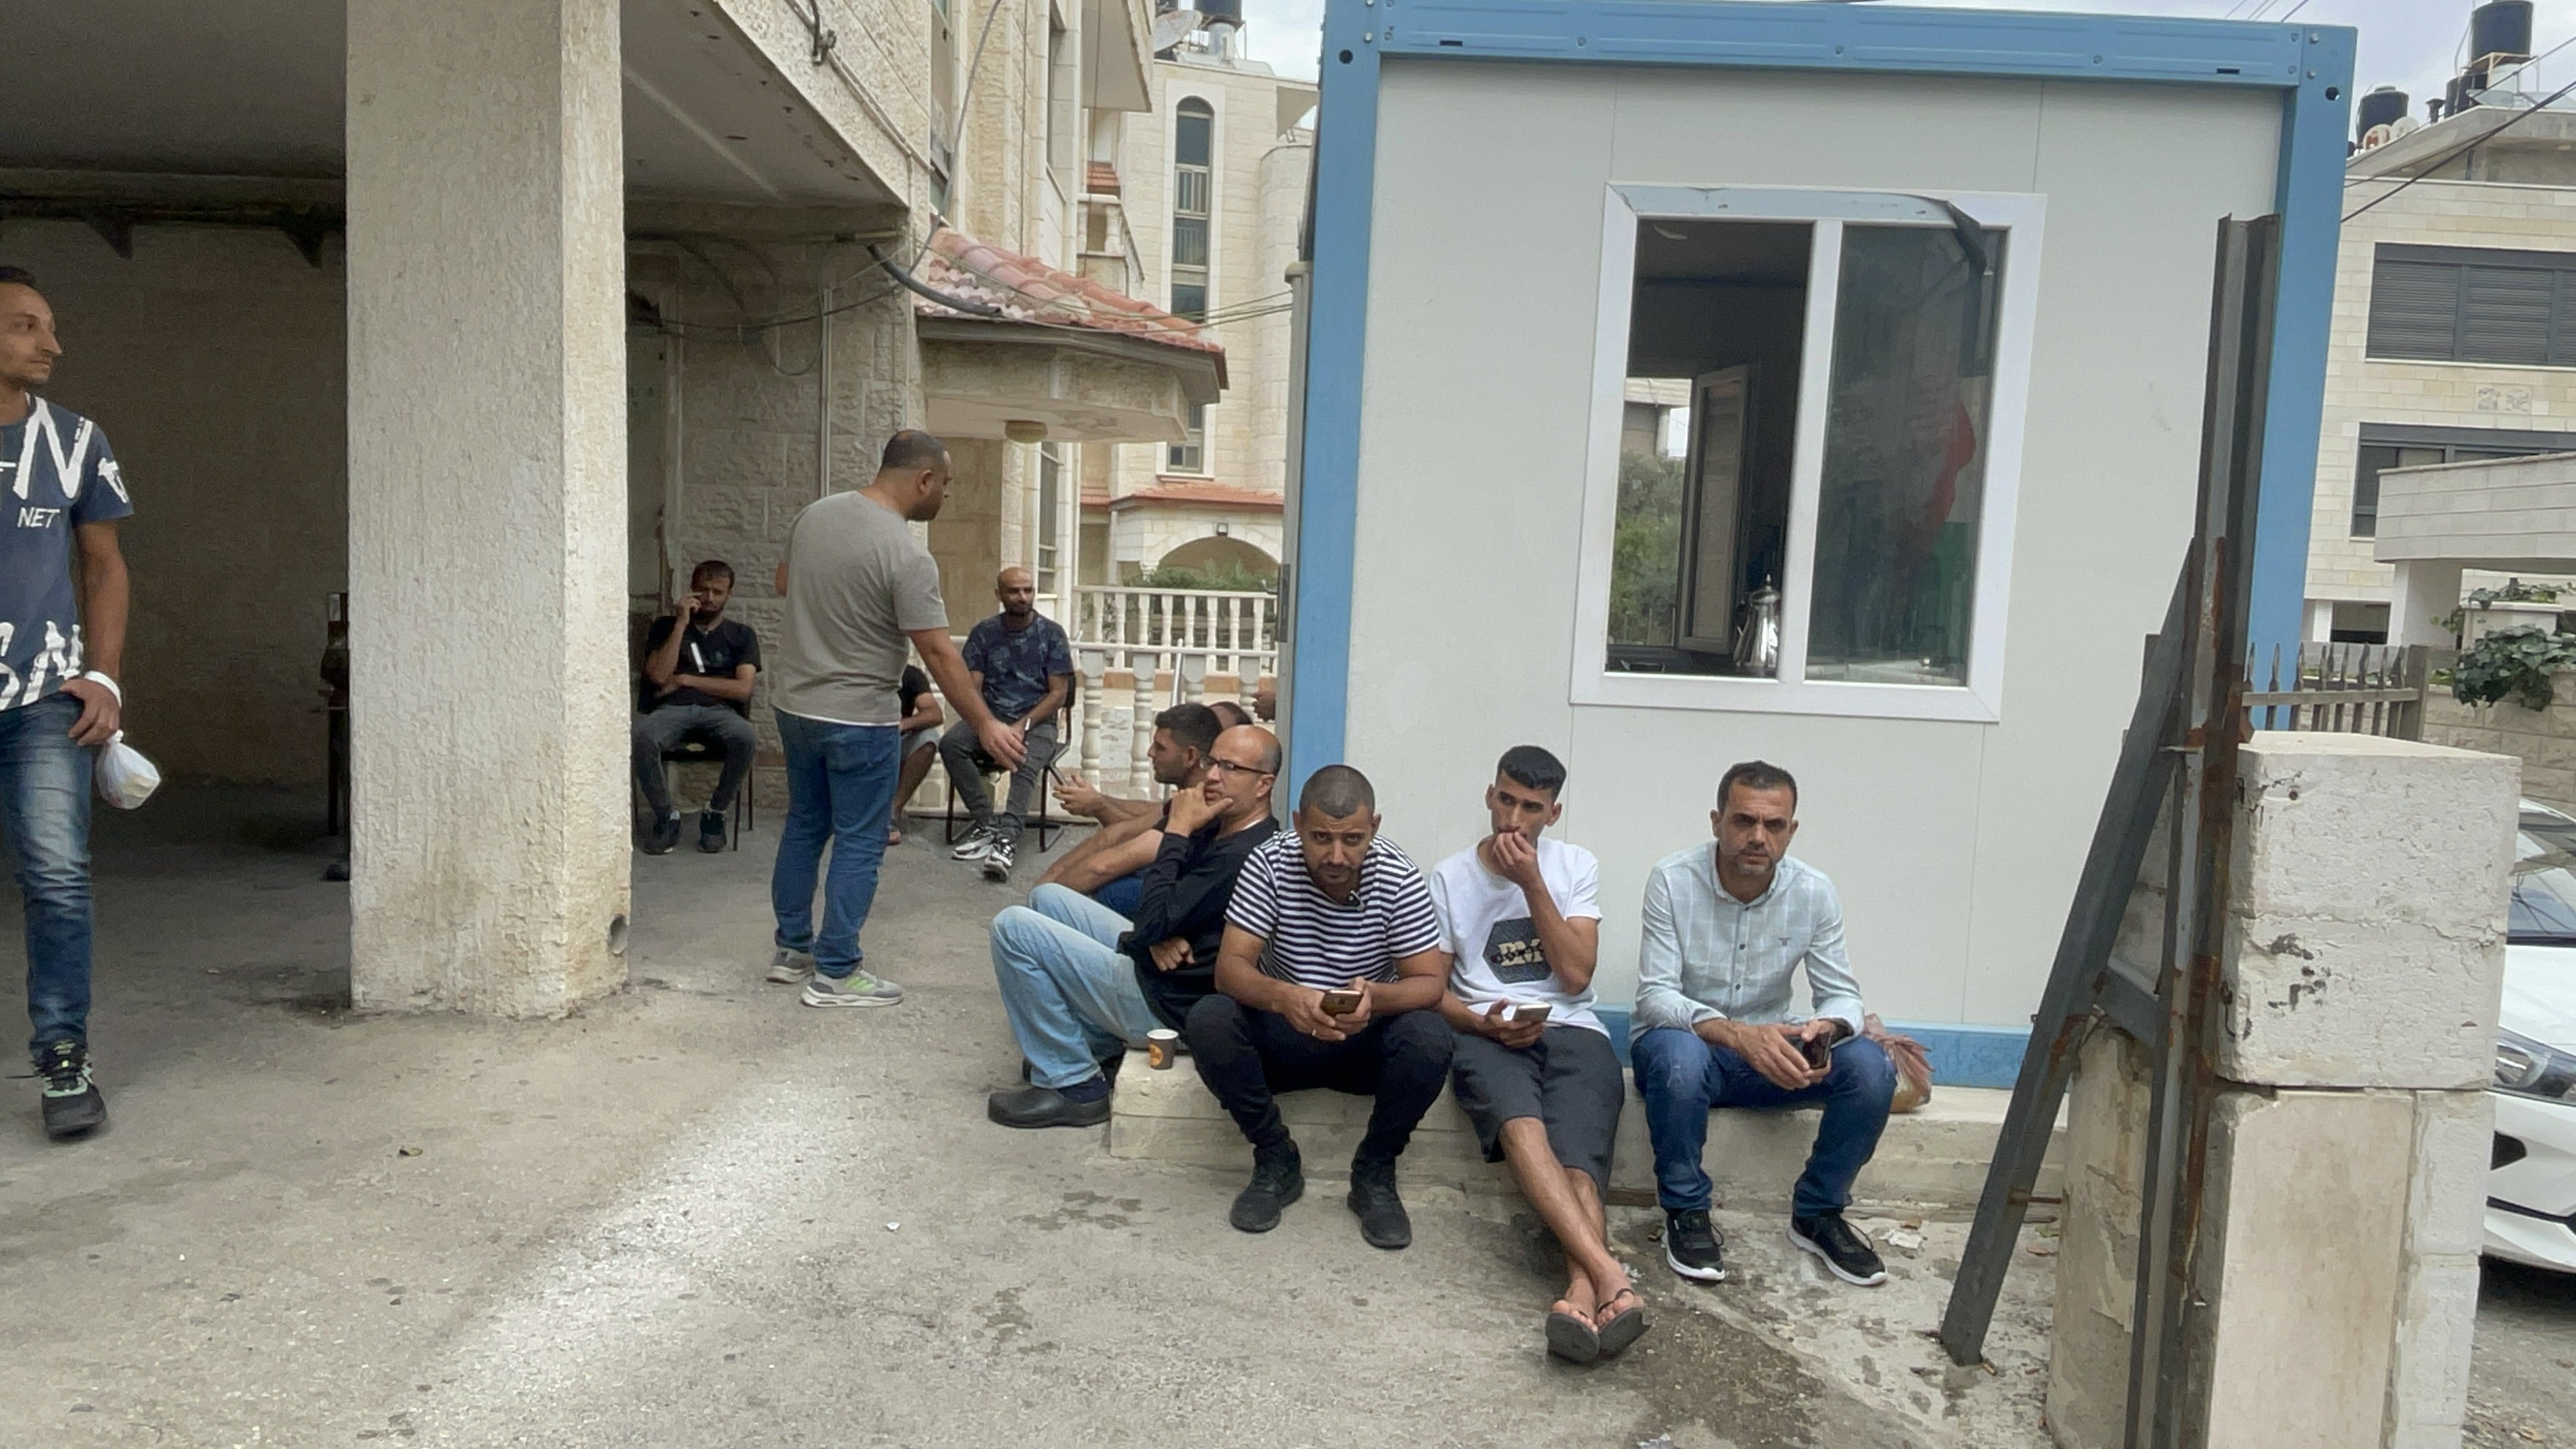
95, 731, 161, 810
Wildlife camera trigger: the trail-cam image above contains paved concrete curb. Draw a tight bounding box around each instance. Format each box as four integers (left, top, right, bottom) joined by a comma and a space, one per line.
1107, 1050, 2062, 1216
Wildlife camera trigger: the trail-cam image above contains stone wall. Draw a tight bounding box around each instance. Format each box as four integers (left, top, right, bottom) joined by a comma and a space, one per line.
2422, 667, 2576, 810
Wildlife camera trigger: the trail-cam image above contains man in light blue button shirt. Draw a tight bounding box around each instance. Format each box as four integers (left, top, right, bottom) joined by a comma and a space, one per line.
1631, 761, 1895, 1289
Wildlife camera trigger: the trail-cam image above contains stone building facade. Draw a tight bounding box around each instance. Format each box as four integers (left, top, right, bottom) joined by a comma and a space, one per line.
1082, 32, 1314, 581
2304, 108, 2576, 643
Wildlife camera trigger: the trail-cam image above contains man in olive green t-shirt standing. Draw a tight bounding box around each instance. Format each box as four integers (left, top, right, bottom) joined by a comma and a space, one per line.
768, 430, 1025, 1007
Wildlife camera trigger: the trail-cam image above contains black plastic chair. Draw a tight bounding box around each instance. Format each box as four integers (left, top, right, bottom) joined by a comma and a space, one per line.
659, 738, 752, 851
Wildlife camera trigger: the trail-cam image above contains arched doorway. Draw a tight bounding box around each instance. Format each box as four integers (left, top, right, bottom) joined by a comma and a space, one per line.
1156, 534, 1278, 585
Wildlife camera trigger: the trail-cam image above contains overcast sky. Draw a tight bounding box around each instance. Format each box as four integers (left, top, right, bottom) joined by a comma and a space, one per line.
1233, 0, 2574, 115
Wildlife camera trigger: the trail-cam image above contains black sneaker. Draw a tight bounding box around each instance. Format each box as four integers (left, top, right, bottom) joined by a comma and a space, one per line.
1229, 1143, 1303, 1233
1347, 1158, 1412, 1250
1791, 1213, 1889, 1287
1663, 1208, 1726, 1282
37, 1041, 107, 1139
641, 814, 681, 855
985, 1081, 1112, 1129
697, 810, 727, 853
981, 839, 1016, 882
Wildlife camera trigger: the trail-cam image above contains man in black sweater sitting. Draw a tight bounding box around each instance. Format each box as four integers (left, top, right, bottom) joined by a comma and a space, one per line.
985, 724, 1282, 1128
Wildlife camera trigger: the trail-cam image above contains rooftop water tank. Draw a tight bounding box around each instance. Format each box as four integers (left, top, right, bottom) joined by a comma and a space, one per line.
2357, 86, 2410, 141
2474, 1, 2535, 63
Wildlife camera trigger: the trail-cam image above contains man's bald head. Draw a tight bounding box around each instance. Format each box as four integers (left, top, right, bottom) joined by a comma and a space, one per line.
996, 566, 1037, 620
869, 429, 953, 521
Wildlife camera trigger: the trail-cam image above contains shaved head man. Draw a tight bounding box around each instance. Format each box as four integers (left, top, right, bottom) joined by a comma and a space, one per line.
768, 429, 1022, 1009
940, 559, 1074, 883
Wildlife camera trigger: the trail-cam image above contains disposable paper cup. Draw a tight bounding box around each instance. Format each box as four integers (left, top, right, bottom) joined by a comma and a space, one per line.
1146, 1029, 1180, 1070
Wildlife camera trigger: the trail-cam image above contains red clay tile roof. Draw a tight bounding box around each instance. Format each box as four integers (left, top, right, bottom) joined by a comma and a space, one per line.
914, 226, 1221, 360
1110, 480, 1284, 510
1085, 161, 1121, 195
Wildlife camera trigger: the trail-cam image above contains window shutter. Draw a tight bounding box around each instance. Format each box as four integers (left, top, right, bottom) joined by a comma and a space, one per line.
2367, 258, 2461, 359
2462, 266, 2555, 365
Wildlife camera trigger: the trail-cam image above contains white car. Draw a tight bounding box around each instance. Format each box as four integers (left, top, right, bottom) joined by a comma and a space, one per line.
2491, 801, 2576, 1273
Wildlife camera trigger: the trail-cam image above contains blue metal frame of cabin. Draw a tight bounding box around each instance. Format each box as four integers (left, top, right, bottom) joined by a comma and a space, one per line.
1287, 0, 2357, 801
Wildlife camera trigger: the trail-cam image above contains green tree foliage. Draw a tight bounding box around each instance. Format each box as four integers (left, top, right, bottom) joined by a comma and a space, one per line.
1131, 561, 1277, 594
2450, 626, 2576, 711
1610, 449, 1685, 646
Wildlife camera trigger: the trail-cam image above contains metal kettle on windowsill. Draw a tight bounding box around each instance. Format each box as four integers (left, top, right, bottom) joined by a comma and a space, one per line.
1734, 582, 1781, 678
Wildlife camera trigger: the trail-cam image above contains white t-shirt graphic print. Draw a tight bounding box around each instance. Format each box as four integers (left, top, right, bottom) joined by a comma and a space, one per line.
1428, 836, 1607, 1039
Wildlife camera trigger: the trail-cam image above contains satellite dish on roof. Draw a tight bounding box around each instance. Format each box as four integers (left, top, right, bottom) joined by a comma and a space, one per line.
1150, 8, 1202, 51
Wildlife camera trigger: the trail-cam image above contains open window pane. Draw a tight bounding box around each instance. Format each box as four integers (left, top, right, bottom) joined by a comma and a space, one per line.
1604, 220, 1810, 675
1805, 225, 2004, 686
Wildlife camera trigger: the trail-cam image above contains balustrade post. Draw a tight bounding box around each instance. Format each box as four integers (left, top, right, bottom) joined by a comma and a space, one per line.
1179, 653, 1209, 705
1078, 647, 1107, 785
1130, 647, 1158, 793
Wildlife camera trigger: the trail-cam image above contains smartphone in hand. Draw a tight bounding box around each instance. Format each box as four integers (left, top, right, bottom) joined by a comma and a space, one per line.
1320, 988, 1365, 1016
1503, 1002, 1553, 1026
1801, 1032, 1835, 1073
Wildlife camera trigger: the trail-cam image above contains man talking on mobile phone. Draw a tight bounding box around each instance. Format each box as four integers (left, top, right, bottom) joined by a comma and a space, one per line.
1631, 761, 1897, 1290
1428, 746, 1641, 1363
1188, 764, 1452, 1249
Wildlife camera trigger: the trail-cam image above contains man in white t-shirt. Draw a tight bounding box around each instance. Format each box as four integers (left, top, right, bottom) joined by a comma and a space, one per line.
1429, 746, 1642, 1364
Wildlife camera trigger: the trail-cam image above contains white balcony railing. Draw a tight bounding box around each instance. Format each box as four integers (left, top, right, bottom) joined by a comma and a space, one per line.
1068, 585, 1278, 796
894, 586, 1281, 815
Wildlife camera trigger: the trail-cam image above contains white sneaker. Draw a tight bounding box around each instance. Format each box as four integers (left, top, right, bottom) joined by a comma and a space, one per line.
950, 825, 997, 861
981, 839, 1016, 882
801, 970, 905, 1008
765, 947, 815, 984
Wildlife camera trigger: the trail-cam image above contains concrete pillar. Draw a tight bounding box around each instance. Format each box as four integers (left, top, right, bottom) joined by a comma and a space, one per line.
2048, 735, 2517, 1449
345, 0, 631, 1014
2387, 560, 2465, 648
2303, 597, 2334, 643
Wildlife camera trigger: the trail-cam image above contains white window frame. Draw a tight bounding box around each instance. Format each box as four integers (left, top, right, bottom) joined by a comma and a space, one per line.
1570, 184, 2045, 723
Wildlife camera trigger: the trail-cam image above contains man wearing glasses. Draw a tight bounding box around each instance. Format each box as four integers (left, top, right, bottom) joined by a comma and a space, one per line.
984, 724, 1283, 1129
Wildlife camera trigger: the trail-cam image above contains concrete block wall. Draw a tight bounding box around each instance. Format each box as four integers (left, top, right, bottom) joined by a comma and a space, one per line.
2048, 735, 2515, 1449
2422, 668, 2576, 811
2224, 735, 2518, 1087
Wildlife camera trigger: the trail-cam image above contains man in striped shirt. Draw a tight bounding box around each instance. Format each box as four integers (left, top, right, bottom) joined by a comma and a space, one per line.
1189, 764, 1453, 1248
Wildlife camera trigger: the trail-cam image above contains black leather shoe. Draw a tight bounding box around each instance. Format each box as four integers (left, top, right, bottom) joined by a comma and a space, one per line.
697, 811, 727, 853
641, 815, 681, 855
1347, 1158, 1412, 1250
986, 1082, 1112, 1129
1229, 1144, 1304, 1232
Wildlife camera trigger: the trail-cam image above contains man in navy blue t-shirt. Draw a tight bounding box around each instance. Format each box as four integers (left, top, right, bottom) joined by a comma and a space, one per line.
0, 266, 132, 1139
938, 566, 1071, 883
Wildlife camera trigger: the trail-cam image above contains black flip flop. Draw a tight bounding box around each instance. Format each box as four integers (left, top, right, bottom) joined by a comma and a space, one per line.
1546, 1306, 1601, 1364
1595, 1288, 1650, 1357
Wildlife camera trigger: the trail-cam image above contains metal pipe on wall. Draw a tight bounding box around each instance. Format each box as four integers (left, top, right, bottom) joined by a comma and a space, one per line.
817, 256, 834, 500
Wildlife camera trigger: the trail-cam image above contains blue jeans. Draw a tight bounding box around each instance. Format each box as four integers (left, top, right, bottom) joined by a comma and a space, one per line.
1, 696, 94, 1060
1631, 1025, 1896, 1219
1090, 870, 1144, 917
769, 711, 899, 979
990, 884, 1160, 1089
